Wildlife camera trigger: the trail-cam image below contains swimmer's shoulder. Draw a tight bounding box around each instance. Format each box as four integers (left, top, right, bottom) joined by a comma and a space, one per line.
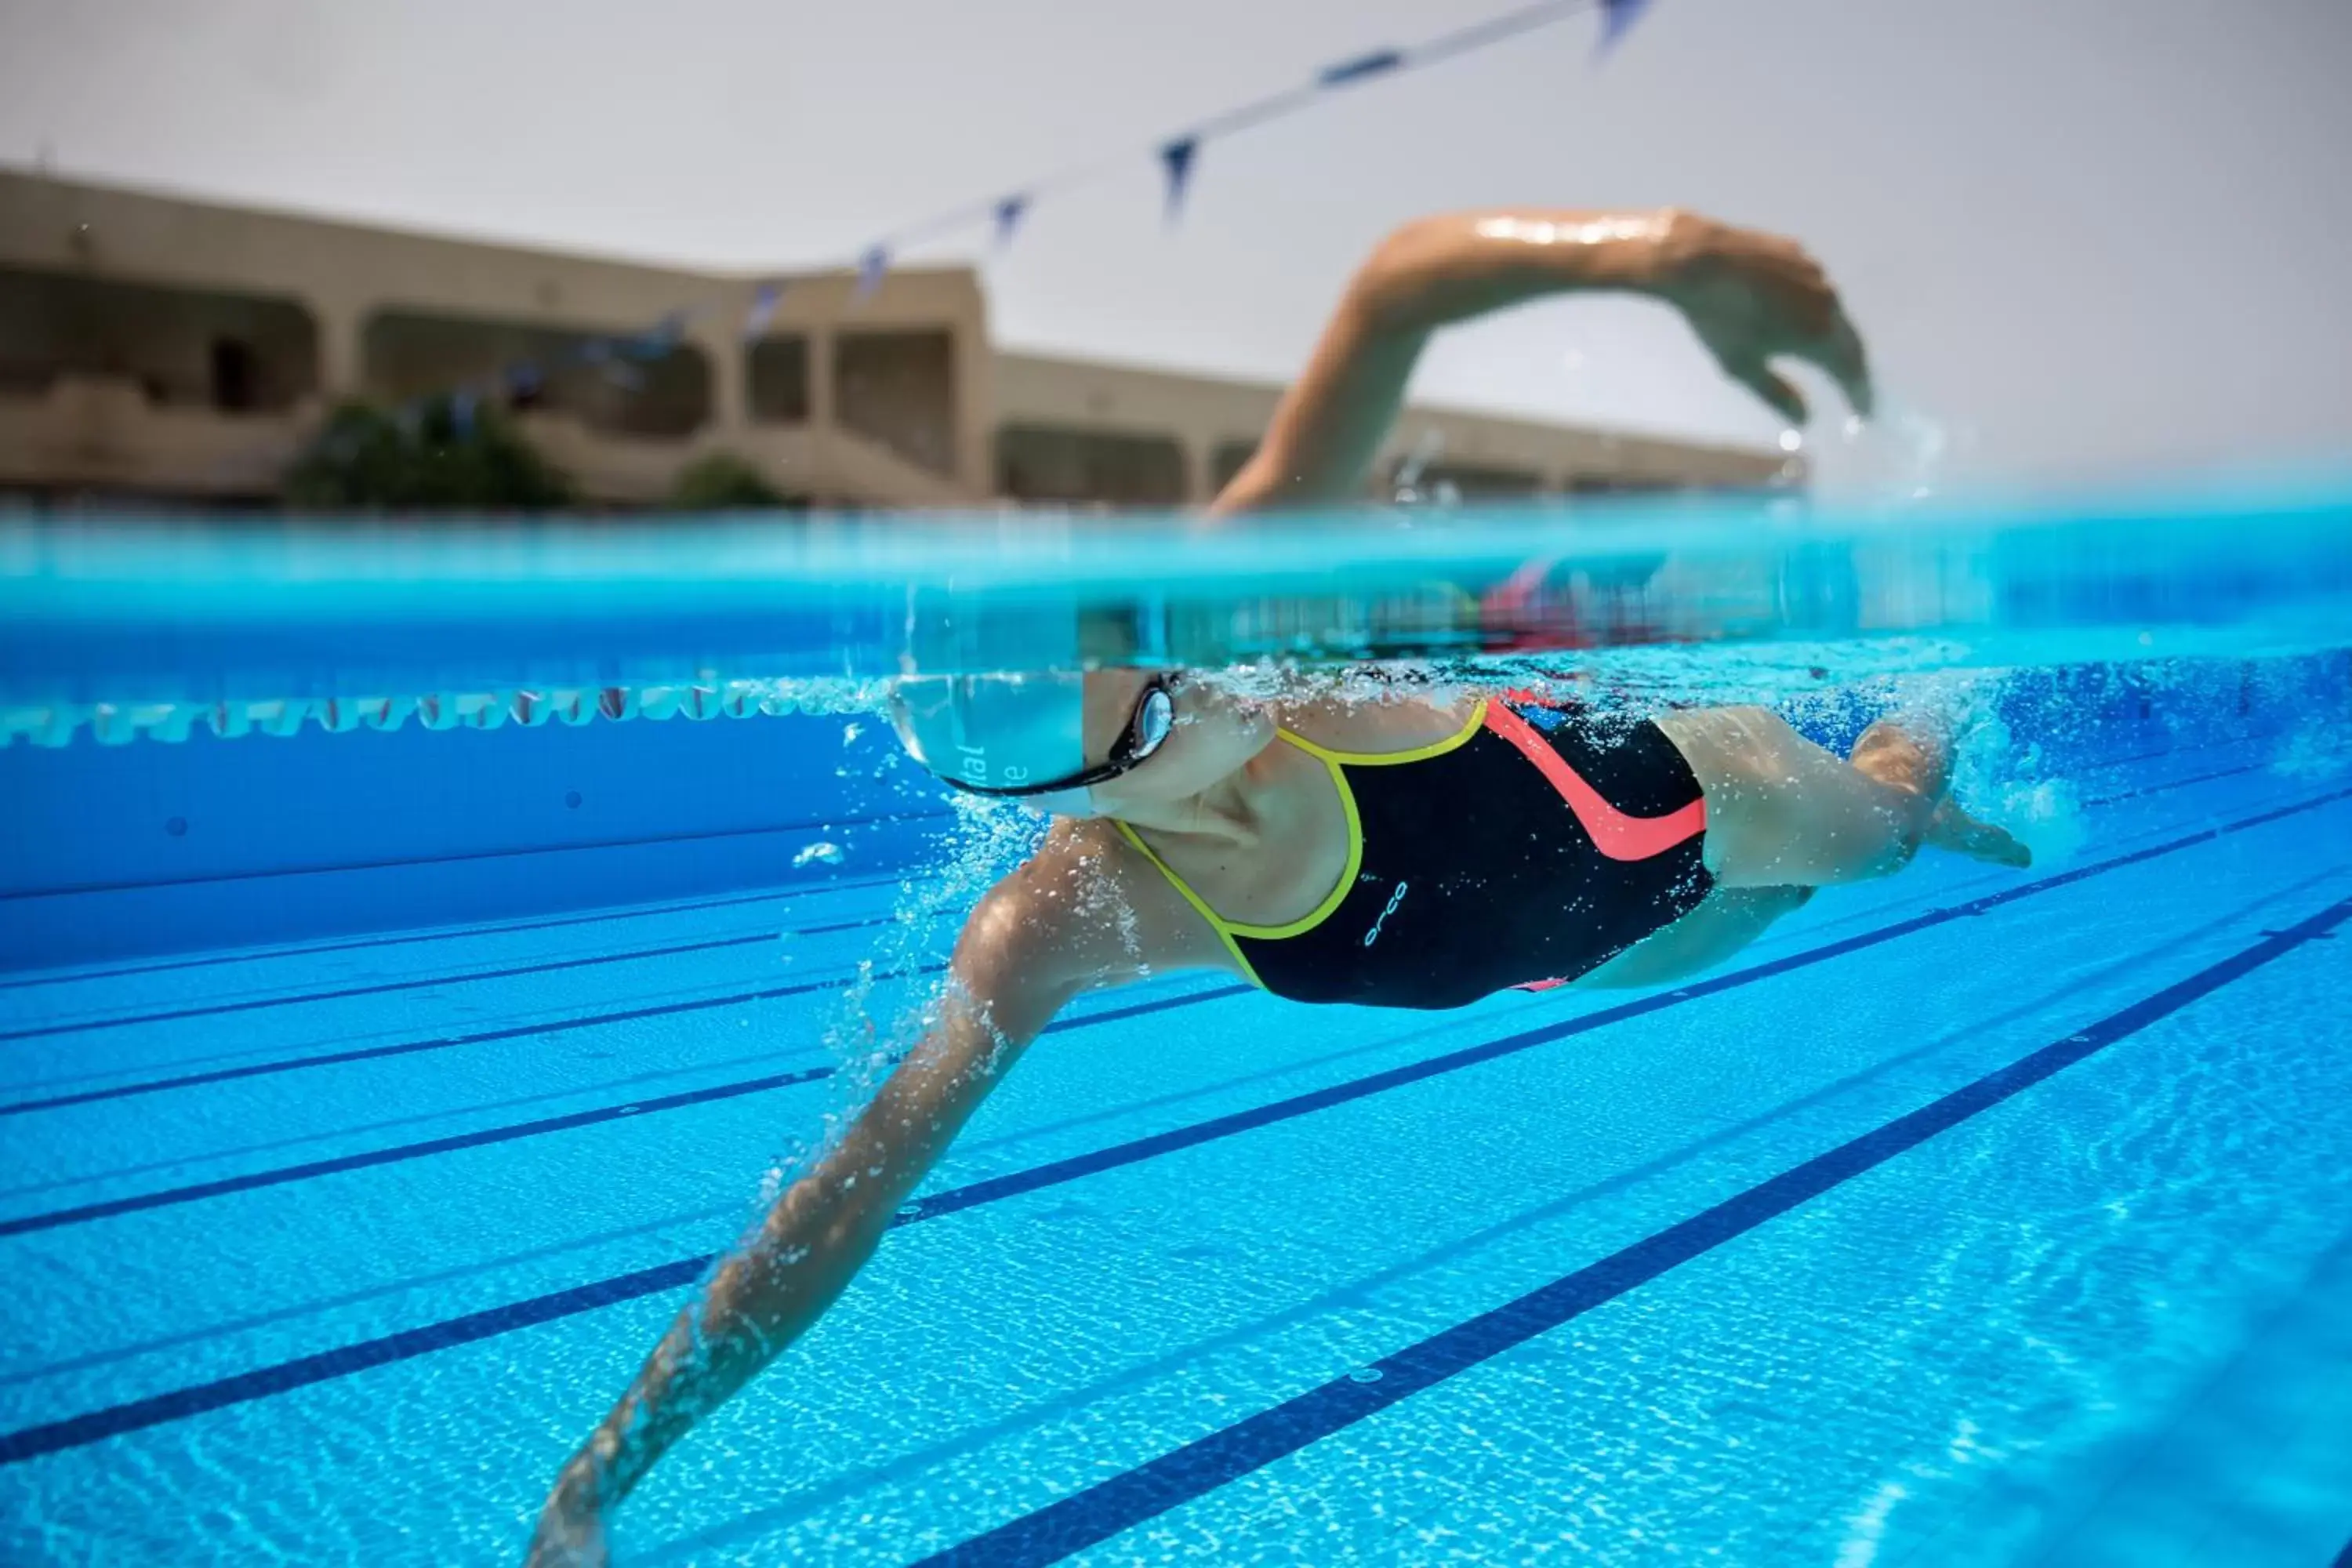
961, 818, 1237, 991
1269, 689, 1483, 756
1046, 817, 1238, 970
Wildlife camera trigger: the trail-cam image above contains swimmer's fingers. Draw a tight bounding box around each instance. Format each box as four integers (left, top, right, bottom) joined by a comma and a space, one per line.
1826, 307, 1874, 417
1665, 220, 1870, 425
1693, 317, 1809, 424
1726, 358, 1809, 427
1777, 304, 1875, 421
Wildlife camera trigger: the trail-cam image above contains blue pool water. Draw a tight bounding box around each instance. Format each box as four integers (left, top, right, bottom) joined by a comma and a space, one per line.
2, 498, 2350, 1565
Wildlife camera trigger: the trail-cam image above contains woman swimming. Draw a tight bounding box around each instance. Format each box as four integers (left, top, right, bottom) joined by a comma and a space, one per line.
526, 207, 2030, 1563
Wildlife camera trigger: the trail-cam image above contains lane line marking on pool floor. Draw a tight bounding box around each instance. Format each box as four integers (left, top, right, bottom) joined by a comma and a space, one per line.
0, 786, 2344, 1465
0, 804, 955, 906
0, 976, 1258, 1231
0, 866, 922, 996
0, 961, 1243, 1121
0, 917, 908, 1045
0, 964, 953, 1117
2, 749, 2317, 1114
6, 783, 2346, 1227
905, 891, 2352, 1568
0, 724, 2286, 1006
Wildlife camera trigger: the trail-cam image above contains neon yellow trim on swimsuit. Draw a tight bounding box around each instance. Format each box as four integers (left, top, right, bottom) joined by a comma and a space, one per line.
1276, 699, 1486, 769
1112, 818, 1265, 987
1221, 749, 1360, 942
1112, 700, 1488, 980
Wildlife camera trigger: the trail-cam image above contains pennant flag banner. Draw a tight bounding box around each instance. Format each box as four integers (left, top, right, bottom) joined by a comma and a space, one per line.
1319, 48, 1404, 89
742, 281, 783, 340
1160, 136, 1199, 224
1598, 0, 1650, 53
406, 0, 1628, 408
992, 194, 1029, 249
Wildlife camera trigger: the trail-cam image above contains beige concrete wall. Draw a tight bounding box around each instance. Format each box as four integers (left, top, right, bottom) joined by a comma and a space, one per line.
0, 169, 992, 505
0, 169, 1789, 509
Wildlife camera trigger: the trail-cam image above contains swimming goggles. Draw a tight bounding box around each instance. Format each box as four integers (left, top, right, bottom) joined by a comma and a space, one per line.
939, 676, 1177, 799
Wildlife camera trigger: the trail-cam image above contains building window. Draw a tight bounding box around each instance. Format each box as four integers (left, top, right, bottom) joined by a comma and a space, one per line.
1569, 474, 1685, 495
834, 329, 956, 477
0, 265, 318, 412
209, 338, 256, 412
746, 335, 809, 423
997, 423, 1190, 506
361, 310, 712, 437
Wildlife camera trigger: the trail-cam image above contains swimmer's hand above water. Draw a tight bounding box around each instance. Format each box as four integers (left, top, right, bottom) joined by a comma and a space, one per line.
1214, 207, 1874, 514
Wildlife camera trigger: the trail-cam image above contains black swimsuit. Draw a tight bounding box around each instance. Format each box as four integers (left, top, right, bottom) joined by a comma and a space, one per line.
1116, 699, 1714, 1010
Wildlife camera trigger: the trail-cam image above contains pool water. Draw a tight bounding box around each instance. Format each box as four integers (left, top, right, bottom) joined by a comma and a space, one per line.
2, 503, 2350, 1566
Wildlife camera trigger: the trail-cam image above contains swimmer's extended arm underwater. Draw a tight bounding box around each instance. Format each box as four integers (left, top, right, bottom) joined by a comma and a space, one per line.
525, 833, 1184, 1566
1214, 207, 1874, 514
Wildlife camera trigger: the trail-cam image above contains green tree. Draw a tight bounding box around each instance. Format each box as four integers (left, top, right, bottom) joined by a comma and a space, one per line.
285, 397, 575, 511
666, 451, 787, 511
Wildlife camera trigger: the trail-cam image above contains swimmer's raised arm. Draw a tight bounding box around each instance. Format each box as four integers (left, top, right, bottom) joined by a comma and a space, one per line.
524, 826, 1214, 1566
1212, 208, 1874, 515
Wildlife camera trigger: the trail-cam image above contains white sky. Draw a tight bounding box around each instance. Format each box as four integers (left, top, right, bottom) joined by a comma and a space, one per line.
3, 0, 2348, 488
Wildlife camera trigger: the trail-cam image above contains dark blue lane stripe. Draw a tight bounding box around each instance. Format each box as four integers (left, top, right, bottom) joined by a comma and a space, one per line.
0, 1069, 836, 1240
0, 805, 953, 904
0, 1254, 718, 1467
0, 747, 2285, 1120
889, 788, 2352, 1224
0, 957, 1248, 1120
0, 919, 903, 1044
0, 867, 922, 994
2081, 760, 2268, 808
2331, 1531, 2351, 1568
0, 982, 1251, 1232
9, 748, 2304, 1105
0, 789, 2339, 1465
911, 895, 2352, 1568
0, 725, 2271, 997
0, 964, 947, 1117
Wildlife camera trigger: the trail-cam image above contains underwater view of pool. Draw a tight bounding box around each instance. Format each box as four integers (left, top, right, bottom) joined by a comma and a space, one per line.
2, 492, 2349, 1565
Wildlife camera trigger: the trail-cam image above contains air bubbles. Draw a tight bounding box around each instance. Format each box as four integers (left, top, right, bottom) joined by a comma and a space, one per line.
793, 840, 846, 868
1777, 428, 1804, 453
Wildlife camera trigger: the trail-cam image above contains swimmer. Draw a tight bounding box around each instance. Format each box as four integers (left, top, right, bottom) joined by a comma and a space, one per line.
525, 208, 2029, 1564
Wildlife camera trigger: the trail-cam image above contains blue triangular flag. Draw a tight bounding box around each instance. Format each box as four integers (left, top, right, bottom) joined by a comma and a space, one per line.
743, 281, 783, 339
1598, 0, 1650, 55
993, 194, 1029, 249
1160, 136, 1199, 224
1319, 48, 1403, 89
855, 245, 890, 299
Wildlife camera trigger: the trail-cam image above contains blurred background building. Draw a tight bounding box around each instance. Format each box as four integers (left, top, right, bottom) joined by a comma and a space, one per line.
0, 169, 1787, 512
